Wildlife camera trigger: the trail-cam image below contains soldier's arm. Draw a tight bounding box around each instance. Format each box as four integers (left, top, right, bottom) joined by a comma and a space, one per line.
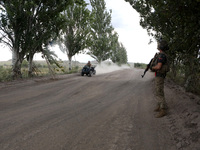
152, 62, 162, 71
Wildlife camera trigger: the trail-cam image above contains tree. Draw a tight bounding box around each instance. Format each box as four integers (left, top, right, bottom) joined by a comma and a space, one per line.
111, 43, 128, 65
125, 0, 200, 93
117, 43, 128, 65
88, 0, 114, 63
110, 32, 128, 65
0, 0, 27, 78
24, 0, 71, 76
0, 0, 73, 78
58, 0, 90, 70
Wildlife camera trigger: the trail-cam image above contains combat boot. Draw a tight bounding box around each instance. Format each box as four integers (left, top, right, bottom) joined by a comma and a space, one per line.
156, 109, 166, 118
154, 105, 160, 112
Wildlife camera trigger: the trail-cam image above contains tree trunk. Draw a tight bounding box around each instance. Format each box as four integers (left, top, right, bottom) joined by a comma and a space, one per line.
184, 53, 199, 93
28, 54, 34, 77
44, 56, 55, 79
171, 60, 177, 79
68, 56, 72, 71
12, 50, 22, 79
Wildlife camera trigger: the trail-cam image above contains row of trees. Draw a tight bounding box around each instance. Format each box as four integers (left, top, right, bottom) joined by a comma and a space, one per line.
0, 0, 128, 78
125, 0, 200, 93
87, 0, 127, 64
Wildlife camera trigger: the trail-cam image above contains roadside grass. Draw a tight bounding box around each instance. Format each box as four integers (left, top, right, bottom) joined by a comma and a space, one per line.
0, 60, 82, 82
0, 66, 12, 82
134, 62, 147, 69
1, 61, 199, 95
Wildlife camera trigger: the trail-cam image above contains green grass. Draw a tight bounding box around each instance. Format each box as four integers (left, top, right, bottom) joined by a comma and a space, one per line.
134, 62, 147, 69
0, 60, 82, 82
0, 66, 12, 82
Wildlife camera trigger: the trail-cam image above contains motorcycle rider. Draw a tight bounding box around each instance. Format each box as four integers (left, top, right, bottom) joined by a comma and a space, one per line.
86, 61, 91, 68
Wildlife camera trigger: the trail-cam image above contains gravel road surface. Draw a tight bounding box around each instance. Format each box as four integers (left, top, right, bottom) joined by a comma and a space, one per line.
0, 69, 199, 150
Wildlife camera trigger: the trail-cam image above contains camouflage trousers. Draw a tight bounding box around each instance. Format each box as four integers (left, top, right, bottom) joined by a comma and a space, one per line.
155, 77, 167, 109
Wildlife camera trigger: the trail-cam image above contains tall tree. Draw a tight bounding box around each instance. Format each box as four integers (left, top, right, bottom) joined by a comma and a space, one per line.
125, 0, 200, 93
118, 43, 128, 65
88, 0, 114, 63
110, 32, 128, 65
58, 0, 90, 70
24, 0, 70, 76
0, 0, 73, 78
111, 43, 128, 65
0, 0, 27, 78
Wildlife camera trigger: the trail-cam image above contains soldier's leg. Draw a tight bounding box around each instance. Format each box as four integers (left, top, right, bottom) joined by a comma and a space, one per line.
155, 77, 164, 107
155, 77, 167, 117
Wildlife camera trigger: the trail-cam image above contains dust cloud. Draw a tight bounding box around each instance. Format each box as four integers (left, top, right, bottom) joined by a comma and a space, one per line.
95, 61, 131, 74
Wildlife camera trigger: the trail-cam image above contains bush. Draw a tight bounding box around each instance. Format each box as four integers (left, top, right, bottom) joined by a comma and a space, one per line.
0, 67, 12, 82
134, 63, 147, 69
22, 60, 28, 68
67, 66, 81, 74
168, 63, 200, 95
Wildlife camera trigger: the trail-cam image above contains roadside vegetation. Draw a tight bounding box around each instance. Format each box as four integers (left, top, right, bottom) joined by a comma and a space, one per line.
0, 0, 128, 80
0, 60, 82, 82
134, 63, 147, 69
1, 0, 199, 95
126, 0, 200, 95
135, 62, 200, 95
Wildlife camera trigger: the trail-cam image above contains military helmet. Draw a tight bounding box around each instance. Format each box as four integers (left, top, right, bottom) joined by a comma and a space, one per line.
157, 40, 169, 51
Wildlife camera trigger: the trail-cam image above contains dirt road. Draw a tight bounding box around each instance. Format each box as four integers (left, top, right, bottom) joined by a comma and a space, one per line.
0, 69, 199, 150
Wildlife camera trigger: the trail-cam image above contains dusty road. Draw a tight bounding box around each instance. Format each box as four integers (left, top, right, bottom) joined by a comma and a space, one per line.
0, 69, 199, 150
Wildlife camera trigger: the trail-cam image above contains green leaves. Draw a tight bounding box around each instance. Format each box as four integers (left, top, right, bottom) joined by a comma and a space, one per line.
0, 0, 129, 78
0, 0, 73, 77
58, 0, 91, 70
125, 0, 200, 93
88, 0, 114, 63
84, 0, 127, 64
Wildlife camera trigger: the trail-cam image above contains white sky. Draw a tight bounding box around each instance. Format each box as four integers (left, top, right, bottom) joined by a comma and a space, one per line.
0, 0, 157, 64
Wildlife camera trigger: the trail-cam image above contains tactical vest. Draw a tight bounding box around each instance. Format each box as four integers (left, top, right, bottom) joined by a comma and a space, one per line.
150, 52, 170, 74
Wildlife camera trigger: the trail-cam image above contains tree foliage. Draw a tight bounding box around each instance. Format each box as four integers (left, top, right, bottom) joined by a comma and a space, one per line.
0, 0, 73, 78
58, 0, 90, 70
0, 0, 128, 80
87, 0, 114, 63
125, 0, 200, 93
110, 32, 128, 65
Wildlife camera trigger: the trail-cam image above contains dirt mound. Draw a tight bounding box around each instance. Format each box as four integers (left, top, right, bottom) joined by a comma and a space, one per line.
165, 79, 200, 149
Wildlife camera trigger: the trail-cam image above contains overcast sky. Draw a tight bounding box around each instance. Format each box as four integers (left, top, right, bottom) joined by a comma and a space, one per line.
0, 0, 158, 64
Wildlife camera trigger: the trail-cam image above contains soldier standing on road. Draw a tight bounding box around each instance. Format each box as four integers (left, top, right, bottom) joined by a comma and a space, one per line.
151, 40, 169, 118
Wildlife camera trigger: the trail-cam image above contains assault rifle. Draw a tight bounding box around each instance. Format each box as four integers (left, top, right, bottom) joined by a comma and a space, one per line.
141, 59, 153, 78
141, 53, 158, 78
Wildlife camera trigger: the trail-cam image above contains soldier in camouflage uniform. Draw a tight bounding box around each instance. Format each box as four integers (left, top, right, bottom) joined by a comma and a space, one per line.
152, 40, 169, 118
